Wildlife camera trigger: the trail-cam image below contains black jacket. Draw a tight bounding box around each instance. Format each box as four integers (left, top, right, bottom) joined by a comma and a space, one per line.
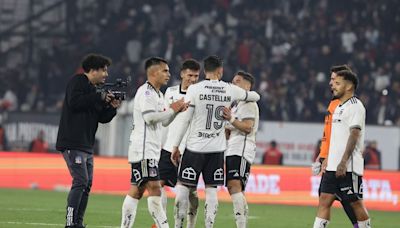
56, 74, 117, 153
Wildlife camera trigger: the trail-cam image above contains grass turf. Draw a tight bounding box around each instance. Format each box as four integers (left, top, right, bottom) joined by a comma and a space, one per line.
0, 188, 397, 228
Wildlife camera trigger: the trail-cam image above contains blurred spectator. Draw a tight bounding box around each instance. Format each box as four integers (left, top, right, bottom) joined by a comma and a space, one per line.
0, 89, 18, 111
29, 130, 49, 153
2, 0, 400, 126
364, 141, 381, 170
373, 93, 397, 126
262, 140, 283, 165
0, 125, 9, 151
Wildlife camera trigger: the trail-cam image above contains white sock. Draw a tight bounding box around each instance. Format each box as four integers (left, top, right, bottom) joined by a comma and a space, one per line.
174, 185, 190, 228
205, 187, 218, 228
160, 187, 168, 215
187, 189, 199, 228
358, 219, 371, 228
231, 192, 248, 228
148, 196, 169, 228
313, 217, 330, 228
121, 195, 138, 228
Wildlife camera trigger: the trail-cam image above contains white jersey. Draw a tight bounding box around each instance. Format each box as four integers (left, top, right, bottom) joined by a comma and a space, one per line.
128, 82, 168, 163
326, 97, 366, 175
163, 85, 188, 153
172, 79, 260, 153
225, 101, 259, 164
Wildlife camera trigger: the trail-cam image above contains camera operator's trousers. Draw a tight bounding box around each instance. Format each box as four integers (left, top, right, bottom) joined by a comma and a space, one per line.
62, 149, 93, 227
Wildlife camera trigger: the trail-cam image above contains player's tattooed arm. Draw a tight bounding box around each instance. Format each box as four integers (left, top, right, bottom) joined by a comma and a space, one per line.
336, 128, 360, 177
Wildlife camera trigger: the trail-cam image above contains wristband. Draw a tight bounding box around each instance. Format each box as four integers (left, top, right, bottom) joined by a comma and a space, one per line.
229, 116, 235, 124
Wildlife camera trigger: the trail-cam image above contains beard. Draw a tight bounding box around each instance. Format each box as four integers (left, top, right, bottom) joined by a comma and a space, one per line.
332, 90, 343, 99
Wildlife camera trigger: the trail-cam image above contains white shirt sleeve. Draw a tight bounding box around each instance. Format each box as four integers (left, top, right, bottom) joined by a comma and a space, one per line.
230, 84, 260, 102
140, 89, 175, 125
139, 89, 157, 114
348, 105, 365, 130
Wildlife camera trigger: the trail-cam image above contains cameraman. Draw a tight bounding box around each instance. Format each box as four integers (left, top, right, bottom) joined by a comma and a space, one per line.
56, 54, 120, 228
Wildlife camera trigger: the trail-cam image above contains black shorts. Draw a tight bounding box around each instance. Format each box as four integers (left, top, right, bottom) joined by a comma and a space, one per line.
320, 171, 363, 202
225, 155, 251, 191
178, 149, 224, 187
158, 149, 178, 187
130, 159, 160, 187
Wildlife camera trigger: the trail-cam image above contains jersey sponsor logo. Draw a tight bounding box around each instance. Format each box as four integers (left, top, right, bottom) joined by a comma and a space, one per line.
197, 131, 220, 138
182, 167, 197, 181
214, 168, 224, 181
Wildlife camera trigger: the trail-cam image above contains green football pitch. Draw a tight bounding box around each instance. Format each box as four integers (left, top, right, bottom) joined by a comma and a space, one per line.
0, 188, 397, 228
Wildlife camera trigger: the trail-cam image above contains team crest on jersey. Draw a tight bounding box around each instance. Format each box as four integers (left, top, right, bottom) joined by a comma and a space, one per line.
145, 90, 151, 96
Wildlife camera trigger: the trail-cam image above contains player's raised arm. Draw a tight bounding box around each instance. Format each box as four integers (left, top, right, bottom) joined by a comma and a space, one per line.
222, 104, 255, 134
141, 94, 185, 126
170, 86, 196, 166
230, 84, 260, 102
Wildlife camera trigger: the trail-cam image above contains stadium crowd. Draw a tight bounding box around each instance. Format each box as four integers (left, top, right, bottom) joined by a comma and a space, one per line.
1, 0, 399, 125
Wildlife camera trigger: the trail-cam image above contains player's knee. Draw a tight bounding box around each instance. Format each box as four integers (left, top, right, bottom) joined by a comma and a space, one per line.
319, 194, 335, 208
227, 180, 242, 195
188, 187, 198, 198
146, 181, 162, 196
128, 186, 143, 199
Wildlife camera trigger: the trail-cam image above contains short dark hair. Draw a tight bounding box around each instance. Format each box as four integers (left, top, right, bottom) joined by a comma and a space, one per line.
145, 57, 168, 71
330, 64, 351, 73
336, 70, 359, 90
203, 55, 223, 72
180, 59, 201, 72
236, 71, 255, 88
81, 54, 112, 73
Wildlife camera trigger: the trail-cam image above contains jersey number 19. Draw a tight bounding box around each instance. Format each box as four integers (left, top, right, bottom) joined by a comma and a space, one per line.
205, 104, 225, 130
